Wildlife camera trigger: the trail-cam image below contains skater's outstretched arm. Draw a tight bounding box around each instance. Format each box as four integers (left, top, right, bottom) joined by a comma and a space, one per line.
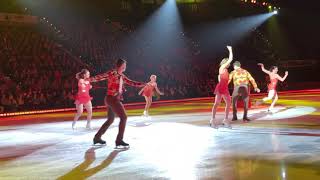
276, 71, 288, 82
123, 75, 145, 88
154, 83, 164, 95
219, 46, 233, 74
246, 71, 260, 92
257, 63, 271, 75
89, 71, 110, 82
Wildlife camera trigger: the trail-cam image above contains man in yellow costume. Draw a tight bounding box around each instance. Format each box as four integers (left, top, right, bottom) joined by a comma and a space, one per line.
229, 61, 260, 121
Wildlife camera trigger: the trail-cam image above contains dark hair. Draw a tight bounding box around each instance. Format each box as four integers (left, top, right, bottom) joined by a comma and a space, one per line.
76, 69, 89, 80
233, 61, 241, 67
269, 66, 278, 72
115, 58, 127, 68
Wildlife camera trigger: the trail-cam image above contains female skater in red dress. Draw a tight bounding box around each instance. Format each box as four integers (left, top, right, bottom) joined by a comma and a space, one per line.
72, 69, 93, 129
210, 46, 233, 129
256, 63, 288, 111
139, 75, 164, 117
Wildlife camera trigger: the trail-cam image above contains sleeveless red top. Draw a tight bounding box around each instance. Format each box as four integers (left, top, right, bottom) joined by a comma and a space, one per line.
268, 78, 278, 91
142, 82, 156, 97
75, 80, 92, 104
214, 69, 230, 95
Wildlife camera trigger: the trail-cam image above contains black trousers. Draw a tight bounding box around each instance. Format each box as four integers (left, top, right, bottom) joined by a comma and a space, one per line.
95, 95, 127, 143
232, 85, 249, 119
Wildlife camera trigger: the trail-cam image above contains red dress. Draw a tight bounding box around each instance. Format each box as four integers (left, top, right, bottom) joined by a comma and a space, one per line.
75, 80, 92, 104
268, 78, 278, 92
142, 83, 156, 97
214, 69, 230, 95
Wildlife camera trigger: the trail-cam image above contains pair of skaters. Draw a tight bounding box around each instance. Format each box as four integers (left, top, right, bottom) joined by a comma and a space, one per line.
210, 46, 288, 129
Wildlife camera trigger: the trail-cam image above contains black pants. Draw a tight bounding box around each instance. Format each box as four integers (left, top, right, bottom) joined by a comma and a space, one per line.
232, 85, 249, 119
95, 95, 127, 143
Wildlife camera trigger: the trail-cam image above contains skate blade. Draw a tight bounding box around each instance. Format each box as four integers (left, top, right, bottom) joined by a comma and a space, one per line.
210, 123, 219, 129
115, 145, 130, 150
92, 143, 106, 147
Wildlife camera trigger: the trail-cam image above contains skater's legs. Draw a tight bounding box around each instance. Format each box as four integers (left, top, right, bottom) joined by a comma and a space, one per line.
269, 92, 278, 110
84, 101, 92, 128
222, 94, 231, 121
232, 86, 241, 120
95, 97, 115, 139
95, 96, 128, 143
143, 96, 149, 113
74, 103, 84, 121
144, 96, 152, 115
211, 94, 222, 119
73, 103, 83, 128
147, 97, 152, 111
236, 86, 249, 119
109, 101, 127, 143
243, 96, 249, 119
263, 90, 275, 102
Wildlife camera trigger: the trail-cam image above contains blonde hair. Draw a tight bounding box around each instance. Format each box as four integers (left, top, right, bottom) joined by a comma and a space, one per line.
150, 74, 157, 80
220, 58, 229, 66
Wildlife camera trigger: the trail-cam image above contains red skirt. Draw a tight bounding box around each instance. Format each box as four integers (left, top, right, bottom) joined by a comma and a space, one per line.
214, 82, 230, 96
74, 95, 92, 105
142, 89, 153, 97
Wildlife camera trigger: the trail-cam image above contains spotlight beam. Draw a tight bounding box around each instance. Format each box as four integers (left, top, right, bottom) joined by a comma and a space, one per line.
192, 12, 275, 55
120, 0, 186, 60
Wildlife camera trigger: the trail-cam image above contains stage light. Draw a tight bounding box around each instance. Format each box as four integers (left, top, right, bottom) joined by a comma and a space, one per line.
268, 5, 272, 9
273, 10, 278, 15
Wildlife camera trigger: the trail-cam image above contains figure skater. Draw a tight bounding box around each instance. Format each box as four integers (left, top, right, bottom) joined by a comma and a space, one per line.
138, 75, 164, 117
72, 69, 93, 130
256, 63, 288, 111
210, 46, 233, 128
229, 61, 260, 122
89, 58, 145, 148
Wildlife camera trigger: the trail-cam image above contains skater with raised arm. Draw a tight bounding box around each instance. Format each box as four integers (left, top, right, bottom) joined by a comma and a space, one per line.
210, 46, 233, 129
256, 63, 288, 111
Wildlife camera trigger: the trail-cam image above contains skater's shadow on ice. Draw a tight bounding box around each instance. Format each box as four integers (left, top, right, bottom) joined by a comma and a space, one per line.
249, 111, 273, 120
128, 116, 152, 127
129, 121, 152, 127
249, 106, 295, 120
57, 146, 127, 179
